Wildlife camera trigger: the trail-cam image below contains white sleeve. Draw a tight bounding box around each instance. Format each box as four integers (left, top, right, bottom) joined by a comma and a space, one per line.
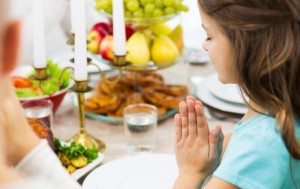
1, 177, 58, 189
14, 140, 81, 189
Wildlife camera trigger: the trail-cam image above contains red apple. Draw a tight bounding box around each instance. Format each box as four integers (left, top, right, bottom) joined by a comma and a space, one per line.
92, 22, 113, 36
99, 35, 114, 61
125, 25, 135, 40
87, 30, 103, 53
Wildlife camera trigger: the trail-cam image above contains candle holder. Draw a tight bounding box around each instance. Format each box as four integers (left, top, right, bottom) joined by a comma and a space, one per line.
65, 32, 132, 151
70, 79, 106, 151
57, 64, 106, 151
30, 67, 50, 81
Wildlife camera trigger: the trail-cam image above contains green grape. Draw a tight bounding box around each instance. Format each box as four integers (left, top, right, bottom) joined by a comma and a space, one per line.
95, 0, 109, 11
164, 7, 175, 15
144, 3, 155, 14
105, 6, 113, 14
125, 11, 133, 18
152, 8, 163, 17
126, 1, 140, 12
163, 0, 174, 6
140, 0, 153, 6
154, 0, 164, 8
139, 0, 147, 6
175, 4, 189, 12
173, 0, 181, 8
133, 8, 144, 18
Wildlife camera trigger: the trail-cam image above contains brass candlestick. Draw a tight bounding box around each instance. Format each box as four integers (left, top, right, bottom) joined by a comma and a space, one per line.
65, 32, 130, 151
71, 79, 106, 151
32, 67, 48, 80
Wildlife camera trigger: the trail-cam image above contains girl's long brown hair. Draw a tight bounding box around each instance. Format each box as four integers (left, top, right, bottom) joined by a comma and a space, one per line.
199, 0, 300, 159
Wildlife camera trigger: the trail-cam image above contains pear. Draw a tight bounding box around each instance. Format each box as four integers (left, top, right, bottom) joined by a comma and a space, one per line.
151, 35, 180, 64
169, 25, 184, 53
126, 32, 150, 66
142, 29, 153, 48
150, 22, 172, 36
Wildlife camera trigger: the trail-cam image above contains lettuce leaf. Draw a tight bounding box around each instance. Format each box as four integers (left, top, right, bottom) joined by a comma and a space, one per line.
15, 88, 37, 98
30, 60, 71, 95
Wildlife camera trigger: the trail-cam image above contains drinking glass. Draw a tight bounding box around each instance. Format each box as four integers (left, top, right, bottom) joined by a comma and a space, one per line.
21, 99, 53, 128
124, 103, 158, 154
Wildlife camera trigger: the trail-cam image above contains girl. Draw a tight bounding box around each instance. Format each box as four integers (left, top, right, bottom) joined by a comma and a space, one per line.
173, 0, 300, 188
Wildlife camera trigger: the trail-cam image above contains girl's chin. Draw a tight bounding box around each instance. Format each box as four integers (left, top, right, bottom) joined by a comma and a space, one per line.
217, 74, 237, 84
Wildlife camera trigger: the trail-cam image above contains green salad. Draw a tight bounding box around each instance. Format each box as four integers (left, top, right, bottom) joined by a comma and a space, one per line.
54, 138, 99, 164
13, 60, 71, 98
54, 138, 99, 173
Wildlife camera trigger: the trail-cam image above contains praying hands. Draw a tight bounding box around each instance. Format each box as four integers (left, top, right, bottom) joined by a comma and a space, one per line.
173, 96, 223, 189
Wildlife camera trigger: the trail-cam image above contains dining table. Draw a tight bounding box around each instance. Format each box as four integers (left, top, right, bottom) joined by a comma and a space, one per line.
52, 60, 239, 184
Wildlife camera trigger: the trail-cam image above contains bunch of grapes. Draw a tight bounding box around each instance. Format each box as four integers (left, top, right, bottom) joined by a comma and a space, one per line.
95, 0, 189, 18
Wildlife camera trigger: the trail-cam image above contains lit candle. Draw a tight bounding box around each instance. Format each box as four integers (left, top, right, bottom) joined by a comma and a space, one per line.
72, 0, 88, 81
33, 0, 47, 68
113, 0, 126, 56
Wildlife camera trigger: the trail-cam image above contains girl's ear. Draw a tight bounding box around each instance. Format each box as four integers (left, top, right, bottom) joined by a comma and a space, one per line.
1, 21, 20, 75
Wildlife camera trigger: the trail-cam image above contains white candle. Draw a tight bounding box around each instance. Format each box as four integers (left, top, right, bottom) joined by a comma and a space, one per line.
72, 0, 88, 81
33, 0, 47, 68
70, 0, 76, 32
113, 0, 126, 56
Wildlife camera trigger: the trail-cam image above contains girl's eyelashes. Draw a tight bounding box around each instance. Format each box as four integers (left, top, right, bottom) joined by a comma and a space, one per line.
206, 37, 212, 41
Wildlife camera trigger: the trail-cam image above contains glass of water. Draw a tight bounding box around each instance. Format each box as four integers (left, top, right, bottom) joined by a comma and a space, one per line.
124, 103, 158, 154
21, 99, 53, 128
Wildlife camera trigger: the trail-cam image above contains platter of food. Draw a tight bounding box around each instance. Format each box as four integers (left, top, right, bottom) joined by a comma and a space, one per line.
27, 118, 104, 180
73, 71, 188, 124
54, 139, 104, 180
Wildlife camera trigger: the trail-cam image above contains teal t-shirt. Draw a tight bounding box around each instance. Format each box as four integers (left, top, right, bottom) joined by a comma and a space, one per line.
213, 114, 300, 189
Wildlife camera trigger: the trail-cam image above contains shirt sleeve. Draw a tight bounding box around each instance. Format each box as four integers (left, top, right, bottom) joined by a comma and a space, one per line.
1, 177, 58, 189
213, 124, 289, 189
15, 140, 81, 189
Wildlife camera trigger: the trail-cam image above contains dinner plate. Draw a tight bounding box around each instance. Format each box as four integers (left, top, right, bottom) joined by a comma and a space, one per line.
71, 153, 105, 180
191, 76, 247, 115
72, 92, 178, 124
82, 154, 178, 189
206, 74, 245, 105
48, 50, 112, 74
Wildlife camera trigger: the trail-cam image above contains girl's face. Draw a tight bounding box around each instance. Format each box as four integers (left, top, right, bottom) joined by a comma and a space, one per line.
200, 11, 237, 84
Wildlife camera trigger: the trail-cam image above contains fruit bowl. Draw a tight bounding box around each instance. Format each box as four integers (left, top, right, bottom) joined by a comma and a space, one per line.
88, 0, 188, 71
99, 10, 179, 26
92, 49, 186, 72
87, 18, 185, 71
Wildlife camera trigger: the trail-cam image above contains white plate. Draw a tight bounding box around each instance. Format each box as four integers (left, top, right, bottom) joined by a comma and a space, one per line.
71, 153, 105, 180
206, 74, 245, 105
49, 50, 112, 73
83, 154, 178, 189
191, 76, 247, 115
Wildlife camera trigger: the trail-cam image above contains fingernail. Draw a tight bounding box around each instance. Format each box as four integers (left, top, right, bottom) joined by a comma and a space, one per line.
212, 130, 219, 138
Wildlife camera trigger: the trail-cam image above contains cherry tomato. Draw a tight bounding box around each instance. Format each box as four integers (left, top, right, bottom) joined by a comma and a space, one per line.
11, 76, 32, 88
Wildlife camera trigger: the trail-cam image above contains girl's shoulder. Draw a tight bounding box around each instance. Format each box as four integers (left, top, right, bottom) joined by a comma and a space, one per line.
231, 114, 288, 159
213, 114, 296, 189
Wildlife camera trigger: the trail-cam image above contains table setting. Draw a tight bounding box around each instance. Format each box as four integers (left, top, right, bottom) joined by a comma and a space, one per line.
10, 0, 245, 188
